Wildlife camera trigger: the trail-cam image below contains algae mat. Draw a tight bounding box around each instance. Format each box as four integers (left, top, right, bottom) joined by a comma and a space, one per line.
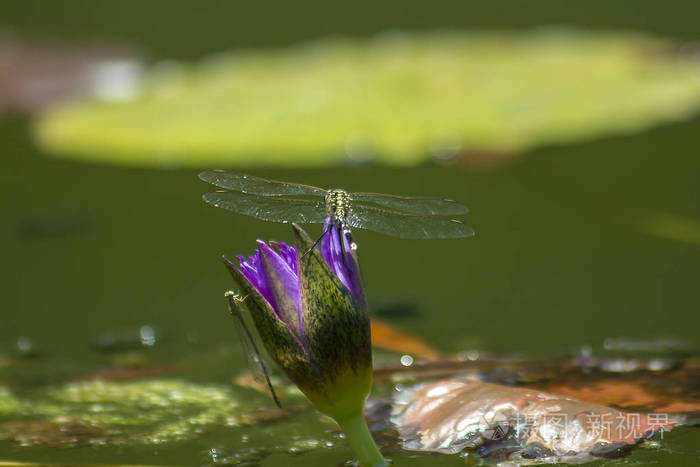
0, 381, 242, 446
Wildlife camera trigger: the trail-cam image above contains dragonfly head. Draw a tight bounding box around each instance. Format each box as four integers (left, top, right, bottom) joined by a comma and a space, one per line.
325, 189, 352, 226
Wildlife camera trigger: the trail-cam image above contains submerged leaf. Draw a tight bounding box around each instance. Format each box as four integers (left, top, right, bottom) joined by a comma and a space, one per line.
36, 30, 700, 168
391, 379, 682, 463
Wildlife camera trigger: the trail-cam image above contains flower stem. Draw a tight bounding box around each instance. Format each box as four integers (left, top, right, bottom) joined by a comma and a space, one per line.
336, 413, 387, 467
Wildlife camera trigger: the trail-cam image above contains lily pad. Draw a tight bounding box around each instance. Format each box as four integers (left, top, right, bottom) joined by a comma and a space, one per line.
36, 30, 700, 168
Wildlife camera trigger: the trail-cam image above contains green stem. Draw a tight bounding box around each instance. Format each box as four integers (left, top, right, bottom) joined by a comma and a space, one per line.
336, 413, 387, 467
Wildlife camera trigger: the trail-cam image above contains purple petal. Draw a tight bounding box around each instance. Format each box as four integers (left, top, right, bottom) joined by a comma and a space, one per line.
320, 218, 333, 267
320, 219, 361, 301
341, 229, 363, 301
238, 250, 275, 312
256, 240, 302, 316
278, 241, 298, 276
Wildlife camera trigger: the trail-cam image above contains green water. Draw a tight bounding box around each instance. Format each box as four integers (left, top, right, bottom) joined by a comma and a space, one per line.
3, 1, 700, 465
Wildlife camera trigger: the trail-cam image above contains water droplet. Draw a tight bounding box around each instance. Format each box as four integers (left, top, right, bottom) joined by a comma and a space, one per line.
400, 354, 414, 366
139, 325, 157, 347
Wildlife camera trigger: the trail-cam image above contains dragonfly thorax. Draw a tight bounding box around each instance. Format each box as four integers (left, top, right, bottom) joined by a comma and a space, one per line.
325, 189, 352, 226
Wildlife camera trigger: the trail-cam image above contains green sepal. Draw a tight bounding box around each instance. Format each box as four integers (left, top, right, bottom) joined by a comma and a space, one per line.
292, 224, 372, 414
222, 256, 322, 395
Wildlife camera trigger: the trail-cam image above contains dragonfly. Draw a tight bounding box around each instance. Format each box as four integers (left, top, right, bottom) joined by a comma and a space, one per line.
199, 170, 474, 240
225, 291, 282, 408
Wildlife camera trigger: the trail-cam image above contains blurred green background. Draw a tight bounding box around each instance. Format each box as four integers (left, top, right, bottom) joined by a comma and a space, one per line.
2, 1, 699, 466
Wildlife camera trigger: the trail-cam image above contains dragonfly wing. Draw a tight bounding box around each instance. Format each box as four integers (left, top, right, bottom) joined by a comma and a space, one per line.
234, 311, 270, 386
348, 205, 474, 239
351, 192, 469, 215
199, 170, 326, 197
203, 191, 327, 224
227, 294, 282, 408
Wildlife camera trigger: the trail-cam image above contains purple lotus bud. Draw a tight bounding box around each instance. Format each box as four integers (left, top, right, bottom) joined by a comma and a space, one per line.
223, 221, 371, 420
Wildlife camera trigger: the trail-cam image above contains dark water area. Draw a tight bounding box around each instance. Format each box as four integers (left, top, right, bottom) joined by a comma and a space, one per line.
2, 1, 700, 465
6, 115, 700, 358
4, 0, 700, 58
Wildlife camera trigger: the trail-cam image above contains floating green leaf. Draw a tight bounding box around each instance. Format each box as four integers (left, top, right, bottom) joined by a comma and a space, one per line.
36, 30, 700, 167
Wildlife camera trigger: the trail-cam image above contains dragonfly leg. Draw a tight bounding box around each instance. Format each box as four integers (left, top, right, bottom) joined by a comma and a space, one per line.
301, 224, 331, 260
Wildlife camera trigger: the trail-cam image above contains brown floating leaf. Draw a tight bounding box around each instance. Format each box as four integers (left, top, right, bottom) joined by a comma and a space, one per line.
391, 379, 681, 463
370, 318, 440, 360
544, 380, 700, 413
